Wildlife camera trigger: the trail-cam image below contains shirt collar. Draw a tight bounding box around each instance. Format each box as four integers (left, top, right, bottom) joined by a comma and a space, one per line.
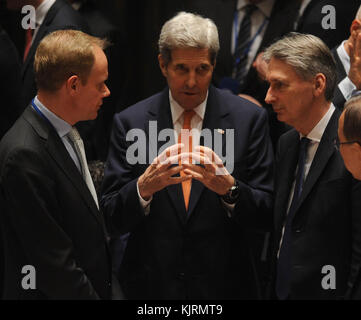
336, 40, 350, 74
34, 96, 72, 138
35, 0, 56, 27
237, 0, 275, 18
301, 103, 336, 142
169, 90, 208, 125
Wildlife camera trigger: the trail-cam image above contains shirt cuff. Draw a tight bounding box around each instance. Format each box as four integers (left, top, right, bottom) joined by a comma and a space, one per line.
136, 180, 152, 215
221, 199, 236, 218
339, 76, 357, 101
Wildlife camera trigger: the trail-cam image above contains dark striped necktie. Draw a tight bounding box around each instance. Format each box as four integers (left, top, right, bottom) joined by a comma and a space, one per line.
233, 4, 257, 90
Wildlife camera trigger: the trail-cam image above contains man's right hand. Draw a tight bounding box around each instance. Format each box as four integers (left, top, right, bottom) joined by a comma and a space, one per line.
138, 143, 192, 200
348, 30, 361, 90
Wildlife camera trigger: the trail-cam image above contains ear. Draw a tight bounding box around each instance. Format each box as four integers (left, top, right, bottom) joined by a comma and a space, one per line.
158, 54, 168, 78
313, 73, 327, 98
66, 75, 80, 96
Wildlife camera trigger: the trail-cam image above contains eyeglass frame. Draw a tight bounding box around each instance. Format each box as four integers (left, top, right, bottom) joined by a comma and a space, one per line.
334, 138, 361, 150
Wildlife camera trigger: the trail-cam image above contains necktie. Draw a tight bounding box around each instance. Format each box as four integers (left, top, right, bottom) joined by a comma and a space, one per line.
233, 4, 257, 90
23, 28, 33, 62
67, 127, 99, 209
178, 110, 195, 211
276, 137, 310, 300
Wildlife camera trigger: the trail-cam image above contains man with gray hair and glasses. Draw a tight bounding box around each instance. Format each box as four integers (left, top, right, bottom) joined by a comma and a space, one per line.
264, 32, 361, 300
101, 11, 274, 299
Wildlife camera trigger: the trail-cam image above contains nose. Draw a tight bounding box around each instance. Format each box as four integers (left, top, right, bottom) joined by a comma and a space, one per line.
103, 84, 110, 97
185, 70, 196, 89
265, 86, 275, 105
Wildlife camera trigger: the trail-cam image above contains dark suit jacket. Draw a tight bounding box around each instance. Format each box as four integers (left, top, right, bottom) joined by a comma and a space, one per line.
297, 0, 359, 50
0, 27, 23, 140
271, 109, 361, 299
0, 106, 113, 299
332, 46, 347, 110
101, 85, 274, 299
0, 26, 24, 296
21, 0, 88, 108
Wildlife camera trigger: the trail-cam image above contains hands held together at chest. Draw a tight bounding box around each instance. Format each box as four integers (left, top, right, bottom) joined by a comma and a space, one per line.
138, 143, 235, 200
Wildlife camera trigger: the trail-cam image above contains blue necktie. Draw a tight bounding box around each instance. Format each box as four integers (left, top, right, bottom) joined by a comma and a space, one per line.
276, 137, 310, 300
233, 4, 257, 90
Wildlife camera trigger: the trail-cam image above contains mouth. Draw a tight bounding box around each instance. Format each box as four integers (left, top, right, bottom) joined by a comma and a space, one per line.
182, 92, 198, 96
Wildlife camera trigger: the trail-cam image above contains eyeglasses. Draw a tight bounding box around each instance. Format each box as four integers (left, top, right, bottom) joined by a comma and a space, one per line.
334, 138, 361, 150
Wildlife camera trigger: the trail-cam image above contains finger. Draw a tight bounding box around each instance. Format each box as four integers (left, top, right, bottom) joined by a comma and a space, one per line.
167, 174, 192, 185
184, 152, 214, 170
183, 168, 204, 181
162, 164, 184, 177
156, 143, 184, 164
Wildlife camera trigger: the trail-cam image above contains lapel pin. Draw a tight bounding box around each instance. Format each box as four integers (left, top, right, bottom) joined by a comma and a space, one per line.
217, 128, 224, 134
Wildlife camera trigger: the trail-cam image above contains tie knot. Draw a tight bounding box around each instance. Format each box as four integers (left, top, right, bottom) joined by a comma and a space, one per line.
67, 127, 81, 142
300, 137, 310, 148
244, 3, 257, 15
183, 110, 196, 129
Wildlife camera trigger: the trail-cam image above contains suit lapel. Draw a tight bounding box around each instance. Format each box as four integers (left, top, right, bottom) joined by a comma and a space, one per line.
24, 107, 105, 228
274, 131, 300, 231
295, 110, 340, 214
145, 89, 188, 224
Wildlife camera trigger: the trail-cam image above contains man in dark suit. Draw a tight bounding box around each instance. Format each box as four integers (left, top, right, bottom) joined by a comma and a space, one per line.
0, 24, 24, 297
331, 5, 361, 110
101, 11, 274, 299
181, 0, 299, 290
264, 32, 361, 299
0, 30, 120, 299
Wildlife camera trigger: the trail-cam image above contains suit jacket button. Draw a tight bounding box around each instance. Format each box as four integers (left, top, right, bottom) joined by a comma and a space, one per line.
177, 272, 185, 280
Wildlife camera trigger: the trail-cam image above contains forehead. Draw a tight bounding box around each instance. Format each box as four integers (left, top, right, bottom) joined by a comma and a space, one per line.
90, 46, 108, 75
170, 47, 212, 65
267, 58, 304, 83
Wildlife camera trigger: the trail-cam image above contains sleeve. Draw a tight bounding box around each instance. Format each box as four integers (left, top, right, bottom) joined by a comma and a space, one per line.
231, 108, 275, 231
338, 76, 357, 102
1, 147, 100, 299
100, 115, 147, 236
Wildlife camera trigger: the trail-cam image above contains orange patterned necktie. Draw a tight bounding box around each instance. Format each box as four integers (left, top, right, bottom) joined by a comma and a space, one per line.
178, 110, 195, 211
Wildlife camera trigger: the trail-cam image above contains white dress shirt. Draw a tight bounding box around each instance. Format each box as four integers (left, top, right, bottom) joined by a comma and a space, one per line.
232, 0, 275, 73
34, 96, 82, 172
336, 41, 358, 101
278, 104, 336, 257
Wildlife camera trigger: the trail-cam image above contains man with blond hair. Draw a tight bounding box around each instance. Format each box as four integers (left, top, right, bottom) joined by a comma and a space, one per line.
0, 30, 121, 299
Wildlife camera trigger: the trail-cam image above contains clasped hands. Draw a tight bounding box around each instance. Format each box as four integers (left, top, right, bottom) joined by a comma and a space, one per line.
138, 143, 235, 200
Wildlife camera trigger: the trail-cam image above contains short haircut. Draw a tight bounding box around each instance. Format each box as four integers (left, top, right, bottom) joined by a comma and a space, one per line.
158, 11, 220, 66
263, 32, 337, 101
34, 29, 108, 92
343, 95, 361, 142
